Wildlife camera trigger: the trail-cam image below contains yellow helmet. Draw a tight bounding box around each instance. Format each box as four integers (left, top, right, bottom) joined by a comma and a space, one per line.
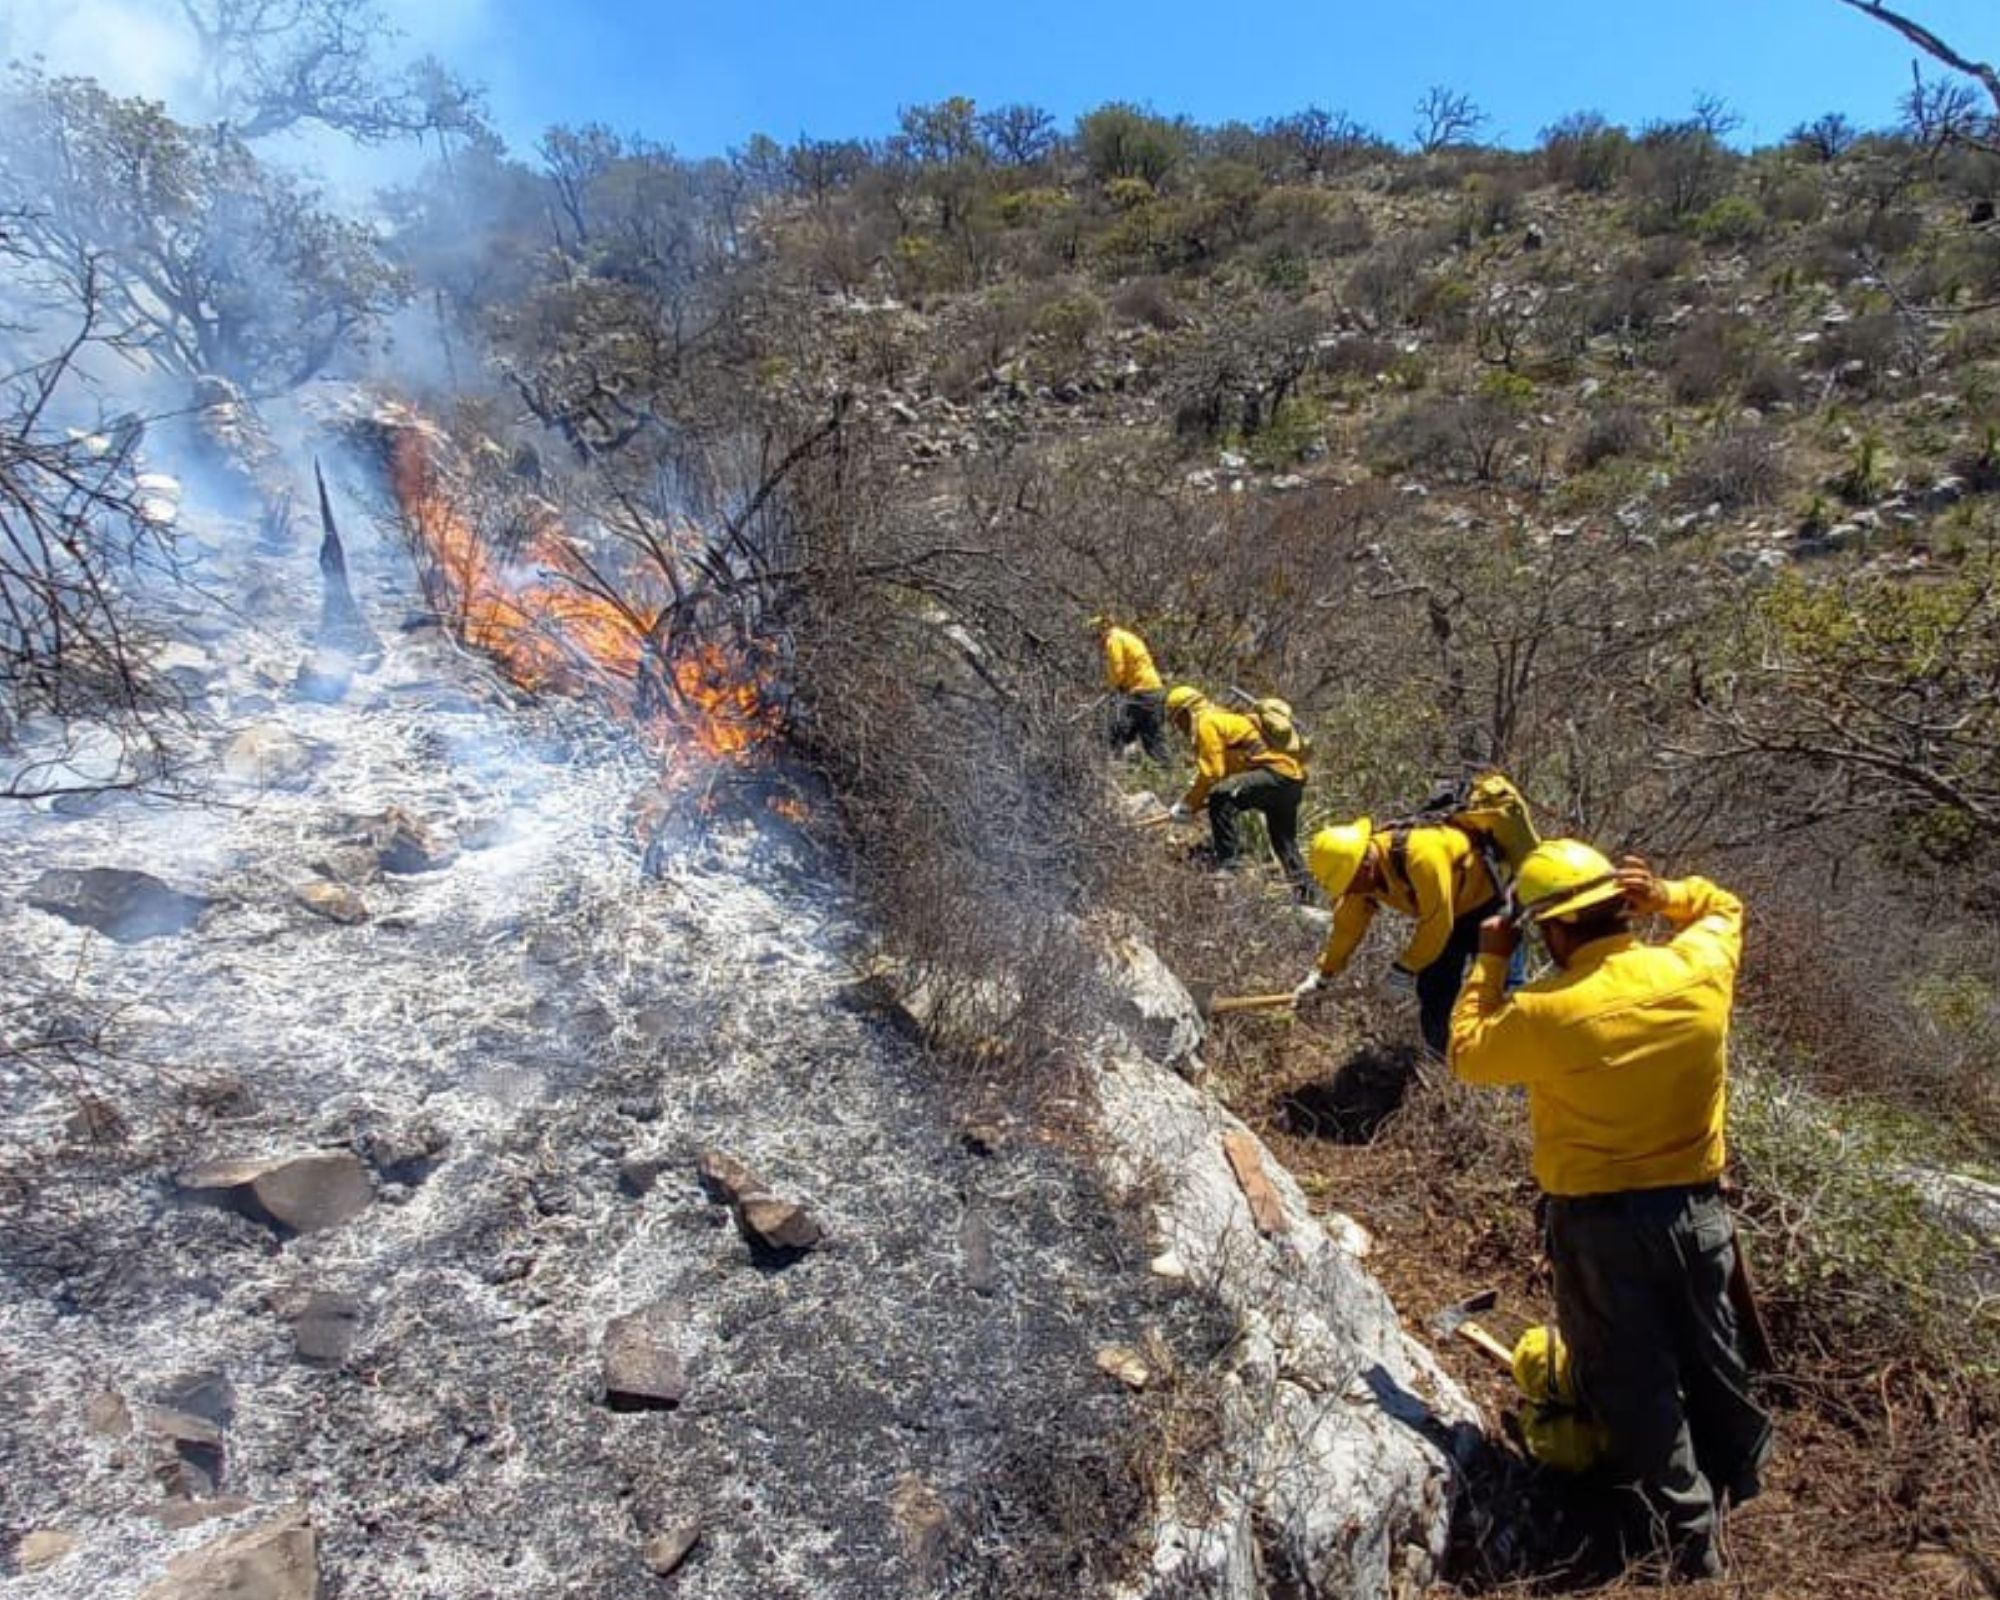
1307, 819, 1373, 900
1515, 837, 1621, 923
1164, 684, 1205, 721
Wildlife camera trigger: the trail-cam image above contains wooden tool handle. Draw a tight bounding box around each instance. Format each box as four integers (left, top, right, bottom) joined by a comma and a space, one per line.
1209, 993, 1298, 1015
1454, 1321, 1516, 1371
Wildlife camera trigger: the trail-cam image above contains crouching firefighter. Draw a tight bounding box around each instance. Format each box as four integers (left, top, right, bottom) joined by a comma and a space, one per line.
1163, 684, 1309, 898
1449, 842, 1772, 1582
1293, 815, 1506, 1058
1092, 614, 1169, 762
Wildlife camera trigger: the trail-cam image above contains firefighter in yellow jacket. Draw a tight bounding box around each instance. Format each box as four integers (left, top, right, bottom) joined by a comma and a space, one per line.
1449, 842, 1771, 1581
1163, 685, 1308, 896
1091, 615, 1169, 761
1292, 819, 1503, 1058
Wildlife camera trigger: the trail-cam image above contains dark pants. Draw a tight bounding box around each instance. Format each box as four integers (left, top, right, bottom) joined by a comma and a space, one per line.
1545, 1185, 1772, 1580
1208, 768, 1309, 899
1108, 690, 1168, 761
1416, 899, 1501, 1059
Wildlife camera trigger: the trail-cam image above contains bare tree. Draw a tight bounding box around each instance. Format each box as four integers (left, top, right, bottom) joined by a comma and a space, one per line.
979, 104, 1060, 168
176, 0, 483, 144
1901, 62, 1986, 158
1689, 91, 1744, 140
1790, 111, 1860, 161
0, 72, 404, 391
1412, 86, 1487, 154
0, 252, 182, 799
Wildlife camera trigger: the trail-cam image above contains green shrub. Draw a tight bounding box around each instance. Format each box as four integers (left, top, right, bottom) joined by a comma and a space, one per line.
1031, 289, 1104, 357
1694, 193, 1768, 247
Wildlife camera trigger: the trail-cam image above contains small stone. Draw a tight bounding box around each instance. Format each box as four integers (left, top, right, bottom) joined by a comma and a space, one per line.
959, 1209, 997, 1296
643, 1520, 701, 1576
602, 1302, 690, 1411
619, 1156, 668, 1198
289, 1292, 362, 1366
85, 1390, 133, 1437
18, 1530, 78, 1570
179, 1152, 373, 1235
1148, 1249, 1188, 1282
735, 1195, 823, 1260
1095, 1345, 1152, 1390
295, 882, 368, 924
695, 1149, 764, 1206
138, 1507, 318, 1600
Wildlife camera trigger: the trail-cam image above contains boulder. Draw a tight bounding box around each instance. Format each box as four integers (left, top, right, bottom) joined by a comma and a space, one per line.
735, 1195, 823, 1261
178, 1152, 373, 1235
138, 1507, 319, 1600
295, 882, 369, 925
369, 808, 458, 875
602, 1301, 691, 1411
26, 867, 212, 943
220, 726, 316, 790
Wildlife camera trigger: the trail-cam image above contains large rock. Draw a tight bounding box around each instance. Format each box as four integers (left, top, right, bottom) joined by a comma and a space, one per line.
602, 1301, 691, 1411
368, 808, 458, 875
735, 1195, 824, 1261
294, 882, 369, 925
26, 867, 211, 943
178, 1152, 373, 1235
286, 1291, 362, 1367
138, 1507, 320, 1600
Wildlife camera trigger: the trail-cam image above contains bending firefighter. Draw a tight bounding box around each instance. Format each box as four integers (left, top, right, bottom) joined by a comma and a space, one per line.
1164, 685, 1309, 897
1449, 841, 1771, 1581
1092, 615, 1168, 762
1294, 816, 1503, 1058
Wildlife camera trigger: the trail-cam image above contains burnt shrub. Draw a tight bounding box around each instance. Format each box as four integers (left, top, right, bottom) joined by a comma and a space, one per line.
1109, 275, 1188, 331
1813, 311, 1907, 392
1740, 350, 1803, 408
1674, 426, 1788, 509
1569, 404, 1655, 469
1663, 312, 1757, 404
1583, 241, 1689, 336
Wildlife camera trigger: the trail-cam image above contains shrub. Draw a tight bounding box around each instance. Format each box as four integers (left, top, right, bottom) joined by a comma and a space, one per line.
1540, 111, 1631, 193
1031, 289, 1104, 359
1628, 121, 1734, 228
1674, 425, 1788, 508
1693, 193, 1768, 247
1814, 311, 1906, 390
1569, 404, 1655, 469
1371, 382, 1530, 483
1583, 241, 1688, 336
1664, 312, 1757, 403
1109, 276, 1187, 331
1078, 103, 1188, 186
1315, 335, 1399, 380
1739, 350, 1802, 408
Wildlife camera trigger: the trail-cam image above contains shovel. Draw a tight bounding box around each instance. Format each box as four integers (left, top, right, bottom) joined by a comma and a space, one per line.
1185, 979, 1297, 1021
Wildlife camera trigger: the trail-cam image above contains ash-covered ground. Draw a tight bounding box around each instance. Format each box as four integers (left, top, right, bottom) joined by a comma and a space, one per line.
0, 461, 1218, 1598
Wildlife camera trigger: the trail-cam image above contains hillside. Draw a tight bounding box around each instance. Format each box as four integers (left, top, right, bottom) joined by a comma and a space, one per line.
3, 31, 2000, 1600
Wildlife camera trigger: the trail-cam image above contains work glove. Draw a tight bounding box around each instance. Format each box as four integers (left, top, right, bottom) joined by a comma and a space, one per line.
1166, 802, 1192, 825
1381, 964, 1418, 998
1291, 970, 1326, 1008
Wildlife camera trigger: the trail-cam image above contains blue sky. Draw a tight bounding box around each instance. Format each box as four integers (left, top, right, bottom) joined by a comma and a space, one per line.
470, 0, 1998, 156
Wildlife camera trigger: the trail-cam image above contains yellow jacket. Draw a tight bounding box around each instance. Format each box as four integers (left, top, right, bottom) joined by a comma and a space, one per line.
1180, 706, 1303, 810
1448, 877, 1744, 1197
1102, 627, 1162, 694
1315, 826, 1499, 977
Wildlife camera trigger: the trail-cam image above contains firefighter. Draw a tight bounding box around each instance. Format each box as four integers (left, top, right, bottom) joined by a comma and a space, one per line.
1091, 615, 1168, 762
1292, 817, 1503, 1059
1163, 684, 1308, 896
1448, 841, 1771, 1581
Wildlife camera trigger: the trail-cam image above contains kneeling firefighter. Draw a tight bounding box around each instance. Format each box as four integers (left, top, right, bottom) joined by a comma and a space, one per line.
1164, 685, 1309, 898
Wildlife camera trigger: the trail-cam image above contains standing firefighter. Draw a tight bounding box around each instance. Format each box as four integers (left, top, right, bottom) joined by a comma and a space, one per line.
1092, 615, 1169, 762
1449, 842, 1771, 1581
1293, 773, 1536, 1057
1163, 685, 1309, 896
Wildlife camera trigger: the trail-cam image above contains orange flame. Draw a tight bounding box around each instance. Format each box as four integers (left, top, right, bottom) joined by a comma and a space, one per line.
386, 423, 779, 768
